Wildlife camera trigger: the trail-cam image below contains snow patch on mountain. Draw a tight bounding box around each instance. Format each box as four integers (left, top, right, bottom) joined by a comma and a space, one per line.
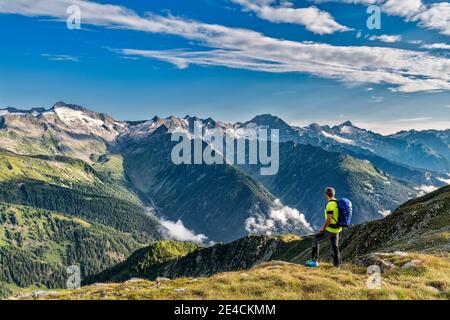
321, 131, 355, 145
0, 109, 33, 116
54, 106, 105, 128
339, 125, 354, 135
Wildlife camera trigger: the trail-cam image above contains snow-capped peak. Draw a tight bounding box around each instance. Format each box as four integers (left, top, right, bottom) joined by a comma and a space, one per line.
47, 102, 128, 140
54, 106, 105, 127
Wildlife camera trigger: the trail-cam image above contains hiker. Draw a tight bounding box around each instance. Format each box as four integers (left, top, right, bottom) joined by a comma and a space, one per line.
305, 187, 342, 268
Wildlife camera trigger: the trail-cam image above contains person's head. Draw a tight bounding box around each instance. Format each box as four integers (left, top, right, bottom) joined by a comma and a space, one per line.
325, 187, 335, 200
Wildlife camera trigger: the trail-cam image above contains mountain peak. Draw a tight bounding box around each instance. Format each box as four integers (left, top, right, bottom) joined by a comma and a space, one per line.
250, 114, 281, 122
307, 123, 322, 130
340, 120, 354, 127
0, 107, 46, 115
244, 114, 289, 128
52, 101, 68, 109
51, 101, 88, 112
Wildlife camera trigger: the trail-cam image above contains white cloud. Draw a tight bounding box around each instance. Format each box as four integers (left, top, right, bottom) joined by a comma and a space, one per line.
368, 34, 402, 43
421, 43, 450, 50
437, 174, 450, 185
381, 0, 423, 18
41, 54, 79, 62
313, 0, 379, 4
1, 0, 450, 93
381, 1, 450, 36
245, 199, 313, 235
413, 3, 450, 36
231, 0, 351, 34
378, 209, 391, 217
397, 117, 432, 122
314, 1, 450, 36
414, 185, 439, 196
122, 44, 450, 93
159, 218, 209, 244
369, 95, 384, 103
350, 119, 450, 135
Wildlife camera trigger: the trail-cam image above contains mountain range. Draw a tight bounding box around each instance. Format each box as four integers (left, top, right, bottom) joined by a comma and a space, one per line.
1, 101, 449, 294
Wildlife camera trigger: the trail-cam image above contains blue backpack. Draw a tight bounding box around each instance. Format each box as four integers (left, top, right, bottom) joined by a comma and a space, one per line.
331, 198, 353, 228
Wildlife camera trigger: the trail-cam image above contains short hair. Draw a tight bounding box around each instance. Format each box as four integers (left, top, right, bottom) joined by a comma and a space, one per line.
325, 187, 335, 198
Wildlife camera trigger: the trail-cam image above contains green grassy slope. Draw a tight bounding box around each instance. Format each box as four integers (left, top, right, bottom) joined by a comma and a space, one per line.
23, 253, 449, 300
0, 149, 161, 239
0, 202, 148, 296
86, 240, 200, 284
0, 149, 164, 296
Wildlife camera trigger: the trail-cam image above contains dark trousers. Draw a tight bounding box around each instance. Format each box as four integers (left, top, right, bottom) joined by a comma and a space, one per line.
311, 231, 340, 266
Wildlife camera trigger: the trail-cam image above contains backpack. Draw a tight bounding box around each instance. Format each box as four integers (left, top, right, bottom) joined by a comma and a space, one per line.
331, 198, 353, 228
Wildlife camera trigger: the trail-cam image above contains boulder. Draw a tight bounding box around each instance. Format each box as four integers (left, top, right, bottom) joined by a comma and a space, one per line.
355, 253, 396, 273
401, 260, 423, 270
156, 277, 171, 282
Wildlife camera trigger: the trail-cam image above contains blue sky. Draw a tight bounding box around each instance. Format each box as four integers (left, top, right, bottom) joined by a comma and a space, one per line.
0, 0, 449, 134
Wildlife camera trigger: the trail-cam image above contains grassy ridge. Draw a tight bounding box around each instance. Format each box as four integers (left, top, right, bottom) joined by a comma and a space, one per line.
86, 240, 200, 284
16, 254, 450, 300
0, 150, 163, 295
